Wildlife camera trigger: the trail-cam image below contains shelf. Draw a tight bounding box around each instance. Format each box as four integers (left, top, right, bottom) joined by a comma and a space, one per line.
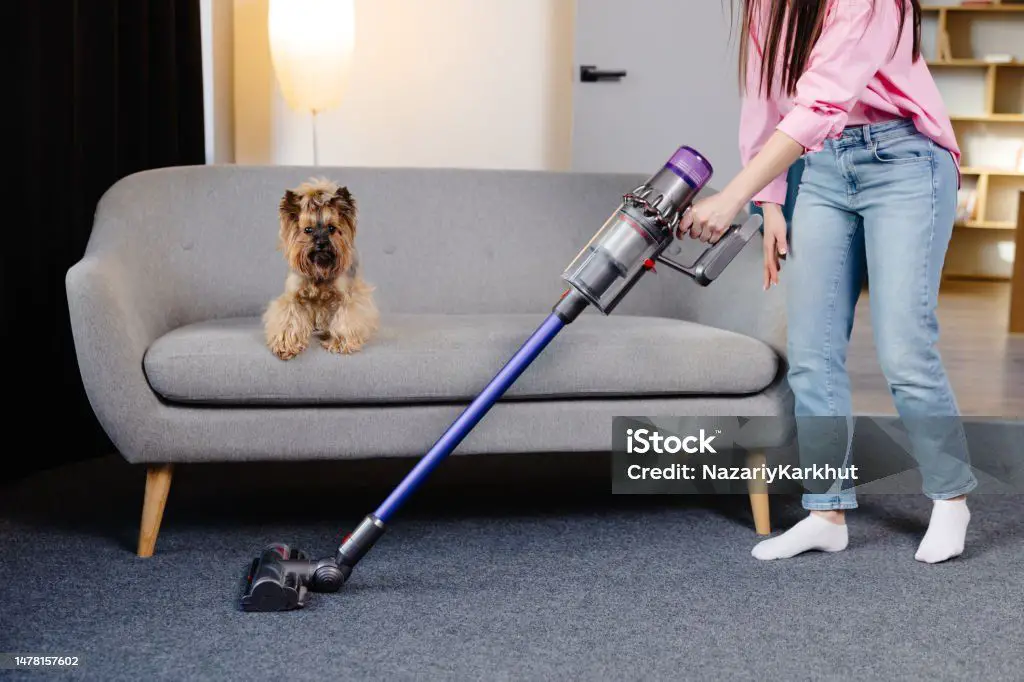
950, 114, 1024, 121
928, 59, 1021, 66
960, 167, 1024, 176
956, 220, 1018, 229
923, 5, 1024, 12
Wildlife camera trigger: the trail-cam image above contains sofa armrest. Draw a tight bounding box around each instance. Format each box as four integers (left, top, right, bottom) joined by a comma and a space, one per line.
66, 255, 167, 458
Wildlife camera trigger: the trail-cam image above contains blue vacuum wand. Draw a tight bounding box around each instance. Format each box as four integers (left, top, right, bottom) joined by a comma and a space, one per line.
241, 146, 762, 612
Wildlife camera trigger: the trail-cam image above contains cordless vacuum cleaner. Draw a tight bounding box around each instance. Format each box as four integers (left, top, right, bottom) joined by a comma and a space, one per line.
242, 146, 762, 612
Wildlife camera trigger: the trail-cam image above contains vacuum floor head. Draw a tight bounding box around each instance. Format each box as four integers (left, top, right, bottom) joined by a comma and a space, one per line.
241, 544, 346, 612
242, 516, 383, 613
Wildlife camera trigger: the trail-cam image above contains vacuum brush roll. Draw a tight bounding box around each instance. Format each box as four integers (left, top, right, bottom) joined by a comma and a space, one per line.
241, 544, 313, 612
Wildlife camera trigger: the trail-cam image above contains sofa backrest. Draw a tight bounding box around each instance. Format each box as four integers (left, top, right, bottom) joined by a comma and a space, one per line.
89, 165, 714, 324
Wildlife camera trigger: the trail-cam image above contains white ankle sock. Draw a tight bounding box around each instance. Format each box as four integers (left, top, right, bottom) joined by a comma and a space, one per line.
915, 499, 970, 564
751, 513, 849, 561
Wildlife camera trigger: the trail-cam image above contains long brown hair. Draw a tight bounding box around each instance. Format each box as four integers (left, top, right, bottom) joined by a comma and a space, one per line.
738, 0, 921, 97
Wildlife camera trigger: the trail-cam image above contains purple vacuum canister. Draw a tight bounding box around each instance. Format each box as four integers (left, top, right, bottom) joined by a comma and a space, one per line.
666, 146, 714, 191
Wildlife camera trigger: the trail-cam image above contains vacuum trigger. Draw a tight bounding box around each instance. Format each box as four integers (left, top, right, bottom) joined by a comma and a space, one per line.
643, 259, 657, 273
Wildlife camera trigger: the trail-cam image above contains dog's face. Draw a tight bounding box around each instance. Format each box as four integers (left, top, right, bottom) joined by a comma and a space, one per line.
279, 180, 357, 281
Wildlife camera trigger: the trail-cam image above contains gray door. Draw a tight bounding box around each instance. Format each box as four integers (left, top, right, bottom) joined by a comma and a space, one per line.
572, 0, 743, 184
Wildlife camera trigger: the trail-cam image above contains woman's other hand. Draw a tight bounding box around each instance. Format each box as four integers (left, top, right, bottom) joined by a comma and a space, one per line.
677, 191, 744, 244
761, 203, 788, 290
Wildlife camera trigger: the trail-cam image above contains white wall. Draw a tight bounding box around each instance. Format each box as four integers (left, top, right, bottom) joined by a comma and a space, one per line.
201, 0, 214, 161
201, 0, 236, 164
233, 0, 574, 170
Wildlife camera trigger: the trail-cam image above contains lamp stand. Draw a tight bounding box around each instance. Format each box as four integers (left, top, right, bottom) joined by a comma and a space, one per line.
311, 109, 320, 166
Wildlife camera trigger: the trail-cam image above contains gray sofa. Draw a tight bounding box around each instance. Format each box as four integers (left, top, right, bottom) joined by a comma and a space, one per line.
66, 166, 791, 556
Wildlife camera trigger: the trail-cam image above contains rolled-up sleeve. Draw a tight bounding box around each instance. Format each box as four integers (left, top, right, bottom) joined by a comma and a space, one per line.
777, 0, 900, 152
740, 27, 788, 205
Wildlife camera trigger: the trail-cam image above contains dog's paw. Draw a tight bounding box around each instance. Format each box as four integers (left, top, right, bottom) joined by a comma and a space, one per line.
321, 335, 363, 355
269, 336, 307, 360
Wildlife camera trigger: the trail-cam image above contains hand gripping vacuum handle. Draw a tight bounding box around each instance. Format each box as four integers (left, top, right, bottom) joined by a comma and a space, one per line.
656, 214, 763, 286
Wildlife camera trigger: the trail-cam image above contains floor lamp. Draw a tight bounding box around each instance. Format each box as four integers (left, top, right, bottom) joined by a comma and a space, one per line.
268, 0, 355, 166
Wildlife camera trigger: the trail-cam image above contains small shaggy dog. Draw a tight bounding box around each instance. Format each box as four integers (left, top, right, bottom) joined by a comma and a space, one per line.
263, 178, 378, 360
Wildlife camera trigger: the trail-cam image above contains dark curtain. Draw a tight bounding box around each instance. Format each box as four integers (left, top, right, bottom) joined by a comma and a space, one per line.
7, 1, 206, 483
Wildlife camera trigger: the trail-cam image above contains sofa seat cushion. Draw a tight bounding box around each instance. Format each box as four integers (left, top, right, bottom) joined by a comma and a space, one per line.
143, 314, 779, 406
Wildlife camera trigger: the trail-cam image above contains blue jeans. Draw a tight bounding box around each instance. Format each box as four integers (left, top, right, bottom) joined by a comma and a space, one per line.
785, 119, 978, 511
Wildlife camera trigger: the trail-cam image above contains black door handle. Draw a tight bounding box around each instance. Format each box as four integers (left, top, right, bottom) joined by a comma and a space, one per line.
580, 65, 627, 83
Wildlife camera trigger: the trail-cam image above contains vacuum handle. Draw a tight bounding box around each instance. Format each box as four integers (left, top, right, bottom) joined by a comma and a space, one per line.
656, 215, 763, 286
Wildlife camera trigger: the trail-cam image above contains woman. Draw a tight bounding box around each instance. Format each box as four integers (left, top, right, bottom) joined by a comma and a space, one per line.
682, 0, 976, 562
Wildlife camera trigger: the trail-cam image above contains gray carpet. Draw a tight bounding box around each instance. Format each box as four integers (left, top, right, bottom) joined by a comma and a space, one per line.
1, 453, 1021, 681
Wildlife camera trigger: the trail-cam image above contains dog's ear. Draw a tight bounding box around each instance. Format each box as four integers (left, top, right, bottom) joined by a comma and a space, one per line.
279, 190, 301, 223
332, 186, 356, 213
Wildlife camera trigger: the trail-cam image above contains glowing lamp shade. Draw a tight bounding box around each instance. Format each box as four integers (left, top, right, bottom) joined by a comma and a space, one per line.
268, 0, 355, 113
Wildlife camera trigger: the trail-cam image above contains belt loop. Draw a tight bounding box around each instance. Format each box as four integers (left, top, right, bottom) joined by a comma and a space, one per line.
862, 123, 873, 145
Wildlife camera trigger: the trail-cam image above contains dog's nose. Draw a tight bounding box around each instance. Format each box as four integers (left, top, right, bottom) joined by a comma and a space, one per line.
315, 240, 330, 250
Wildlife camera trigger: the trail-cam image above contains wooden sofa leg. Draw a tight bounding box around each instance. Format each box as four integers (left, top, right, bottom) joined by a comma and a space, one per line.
138, 464, 173, 557
746, 451, 771, 536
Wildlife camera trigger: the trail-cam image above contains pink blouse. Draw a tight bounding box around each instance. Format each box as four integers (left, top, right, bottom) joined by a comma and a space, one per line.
740, 0, 961, 205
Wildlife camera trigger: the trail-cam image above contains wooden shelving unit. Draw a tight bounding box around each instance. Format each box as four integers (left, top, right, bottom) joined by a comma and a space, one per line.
923, 2, 1023, 278
925, 3, 1024, 10
1011, 191, 1024, 332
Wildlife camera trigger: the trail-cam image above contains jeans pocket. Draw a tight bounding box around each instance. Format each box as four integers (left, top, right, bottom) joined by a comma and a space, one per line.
871, 136, 934, 165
